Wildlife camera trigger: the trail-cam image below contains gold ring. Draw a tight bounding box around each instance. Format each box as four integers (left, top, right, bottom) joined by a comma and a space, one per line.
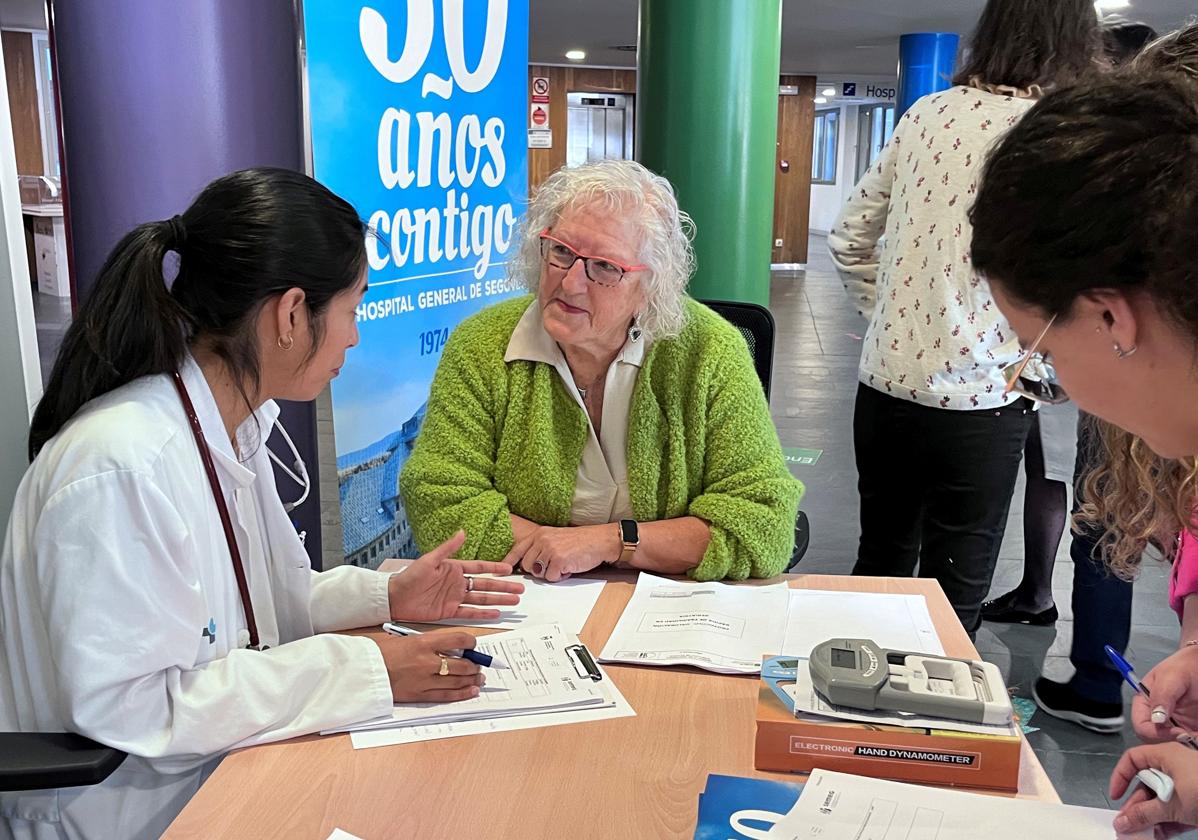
438, 656, 450, 677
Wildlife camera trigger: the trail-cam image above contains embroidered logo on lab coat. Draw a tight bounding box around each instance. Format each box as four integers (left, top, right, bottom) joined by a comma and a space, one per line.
202, 618, 216, 644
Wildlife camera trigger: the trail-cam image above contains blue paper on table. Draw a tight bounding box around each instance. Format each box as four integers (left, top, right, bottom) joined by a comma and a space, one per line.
693, 774, 804, 840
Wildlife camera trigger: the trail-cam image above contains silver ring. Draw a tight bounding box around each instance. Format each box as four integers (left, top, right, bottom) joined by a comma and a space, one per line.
465, 575, 474, 592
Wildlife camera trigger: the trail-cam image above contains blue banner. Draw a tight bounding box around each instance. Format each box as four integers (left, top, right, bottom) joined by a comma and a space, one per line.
303, 0, 528, 567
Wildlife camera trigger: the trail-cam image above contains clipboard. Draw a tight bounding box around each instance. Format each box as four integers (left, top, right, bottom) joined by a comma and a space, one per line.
565, 643, 603, 681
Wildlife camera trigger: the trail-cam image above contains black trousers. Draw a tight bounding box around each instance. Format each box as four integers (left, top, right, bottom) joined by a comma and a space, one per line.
1068, 416, 1134, 704
853, 383, 1033, 633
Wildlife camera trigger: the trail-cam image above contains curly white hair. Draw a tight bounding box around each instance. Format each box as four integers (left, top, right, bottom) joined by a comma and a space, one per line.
508, 159, 696, 341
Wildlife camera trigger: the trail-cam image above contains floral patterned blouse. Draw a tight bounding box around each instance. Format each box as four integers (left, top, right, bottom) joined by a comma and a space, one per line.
828, 85, 1034, 411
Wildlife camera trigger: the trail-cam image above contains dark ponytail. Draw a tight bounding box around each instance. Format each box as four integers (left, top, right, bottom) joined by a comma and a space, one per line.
29, 167, 366, 459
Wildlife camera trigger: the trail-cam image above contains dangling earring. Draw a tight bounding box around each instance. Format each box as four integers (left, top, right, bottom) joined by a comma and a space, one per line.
278, 334, 295, 351
629, 315, 643, 343
1114, 343, 1137, 359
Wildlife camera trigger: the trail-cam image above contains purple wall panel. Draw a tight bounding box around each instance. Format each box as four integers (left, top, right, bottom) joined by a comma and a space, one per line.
51, 0, 326, 566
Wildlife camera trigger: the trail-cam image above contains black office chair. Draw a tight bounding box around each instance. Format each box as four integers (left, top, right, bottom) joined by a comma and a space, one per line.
700, 299, 775, 402
700, 299, 809, 571
0, 732, 126, 791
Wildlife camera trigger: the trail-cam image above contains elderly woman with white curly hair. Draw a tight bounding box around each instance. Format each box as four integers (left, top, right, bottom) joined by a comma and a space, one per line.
400, 160, 802, 582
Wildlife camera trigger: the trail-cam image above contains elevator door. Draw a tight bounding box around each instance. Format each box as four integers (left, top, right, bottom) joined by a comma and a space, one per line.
566, 93, 634, 168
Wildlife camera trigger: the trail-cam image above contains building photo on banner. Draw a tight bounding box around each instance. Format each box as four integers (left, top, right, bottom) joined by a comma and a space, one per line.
302, 0, 529, 568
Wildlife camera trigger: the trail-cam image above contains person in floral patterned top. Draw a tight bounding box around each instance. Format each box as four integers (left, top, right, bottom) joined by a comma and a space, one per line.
827, 0, 1099, 633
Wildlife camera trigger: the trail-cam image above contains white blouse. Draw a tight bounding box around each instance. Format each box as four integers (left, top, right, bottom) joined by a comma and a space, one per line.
504, 301, 646, 524
828, 86, 1034, 410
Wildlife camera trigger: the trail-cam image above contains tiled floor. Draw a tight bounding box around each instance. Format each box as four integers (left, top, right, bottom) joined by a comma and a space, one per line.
772, 233, 1178, 809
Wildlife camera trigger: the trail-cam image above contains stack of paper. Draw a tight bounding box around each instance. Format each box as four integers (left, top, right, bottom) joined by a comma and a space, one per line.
765, 770, 1151, 840
324, 623, 635, 749
781, 589, 944, 658
599, 574, 791, 673
598, 573, 944, 674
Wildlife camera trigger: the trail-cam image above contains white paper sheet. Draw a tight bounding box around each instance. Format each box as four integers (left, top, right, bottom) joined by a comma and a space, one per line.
422, 574, 606, 635
349, 670, 634, 749
766, 770, 1152, 840
324, 624, 607, 734
597, 577, 946, 675
325, 830, 365, 840
782, 590, 944, 659
785, 668, 1020, 737
598, 573, 791, 674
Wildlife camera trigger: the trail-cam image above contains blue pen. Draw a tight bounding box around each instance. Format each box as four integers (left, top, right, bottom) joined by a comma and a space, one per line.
1104, 644, 1198, 750
382, 622, 510, 669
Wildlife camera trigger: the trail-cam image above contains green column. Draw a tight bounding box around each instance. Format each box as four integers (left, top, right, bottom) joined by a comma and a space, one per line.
637, 0, 782, 306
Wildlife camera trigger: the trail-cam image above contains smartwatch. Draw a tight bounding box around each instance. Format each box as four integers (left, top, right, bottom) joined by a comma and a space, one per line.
617, 519, 639, 566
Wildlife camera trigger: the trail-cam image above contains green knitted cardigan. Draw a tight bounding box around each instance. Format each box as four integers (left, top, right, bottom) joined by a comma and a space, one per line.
399, 295, 804, 580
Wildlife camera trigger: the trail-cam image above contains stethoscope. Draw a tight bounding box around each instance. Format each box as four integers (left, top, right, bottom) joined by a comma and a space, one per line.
173, 375, 311, 650
267, 419, 310, 513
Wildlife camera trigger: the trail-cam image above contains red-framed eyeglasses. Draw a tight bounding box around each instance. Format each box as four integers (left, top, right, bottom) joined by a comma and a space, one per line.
538, 228, 647, 287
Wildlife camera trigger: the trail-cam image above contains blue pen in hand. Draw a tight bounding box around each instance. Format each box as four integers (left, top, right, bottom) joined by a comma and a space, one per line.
1104, 644, 1198, 750
382, 622, 510, 669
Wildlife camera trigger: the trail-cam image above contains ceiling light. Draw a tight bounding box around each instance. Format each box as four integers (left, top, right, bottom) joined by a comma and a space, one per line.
565, 49, 586, 61
814, 96, 828, 104
822, 87, 836, 97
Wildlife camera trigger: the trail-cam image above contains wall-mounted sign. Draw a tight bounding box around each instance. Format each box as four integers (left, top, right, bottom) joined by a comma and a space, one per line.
530, 102, 549, 127
820, 78, 898, 103
528, 128, 552, 148
531, 75, 549, 103
779, 84, 798, 95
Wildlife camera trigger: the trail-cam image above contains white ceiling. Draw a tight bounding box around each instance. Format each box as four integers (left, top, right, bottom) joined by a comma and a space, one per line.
0, 0, 44, 31
530, 0, 1198, 76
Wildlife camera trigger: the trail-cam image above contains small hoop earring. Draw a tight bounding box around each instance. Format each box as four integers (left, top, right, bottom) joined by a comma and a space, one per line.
1114, 343, 1137, 359
278, 334, 294, 351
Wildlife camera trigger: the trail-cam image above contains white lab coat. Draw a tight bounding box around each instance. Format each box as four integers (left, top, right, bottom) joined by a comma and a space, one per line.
0, 358, 395, 839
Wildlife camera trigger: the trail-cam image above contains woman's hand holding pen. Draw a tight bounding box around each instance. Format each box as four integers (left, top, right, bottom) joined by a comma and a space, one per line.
1133, 645, 1198, 743
387, 530, 524, 622
376, 630, 485, 703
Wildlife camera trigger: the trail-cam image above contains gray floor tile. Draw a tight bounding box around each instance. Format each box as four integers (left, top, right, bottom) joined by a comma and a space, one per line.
975, 619, 1072, 660
1127, 624, 1181, 666
1036, 750, 1120, 809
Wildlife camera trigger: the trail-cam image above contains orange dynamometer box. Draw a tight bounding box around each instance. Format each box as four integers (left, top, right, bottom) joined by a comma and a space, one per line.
754, 656, 1023, 792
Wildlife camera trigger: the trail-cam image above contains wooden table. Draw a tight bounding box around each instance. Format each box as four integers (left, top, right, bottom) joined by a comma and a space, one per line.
164, 573, 1058, 839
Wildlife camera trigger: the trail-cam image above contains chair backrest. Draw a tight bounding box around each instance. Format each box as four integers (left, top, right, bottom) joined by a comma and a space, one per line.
699, 299, 775, 402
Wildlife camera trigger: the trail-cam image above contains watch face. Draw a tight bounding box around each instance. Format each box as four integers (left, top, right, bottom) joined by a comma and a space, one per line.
620, 519, 638, 544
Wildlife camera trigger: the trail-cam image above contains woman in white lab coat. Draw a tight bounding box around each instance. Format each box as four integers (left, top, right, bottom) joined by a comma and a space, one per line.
0, 168, 523, 840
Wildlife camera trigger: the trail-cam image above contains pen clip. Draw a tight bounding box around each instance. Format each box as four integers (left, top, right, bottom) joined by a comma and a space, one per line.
566, 644, 602, 681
